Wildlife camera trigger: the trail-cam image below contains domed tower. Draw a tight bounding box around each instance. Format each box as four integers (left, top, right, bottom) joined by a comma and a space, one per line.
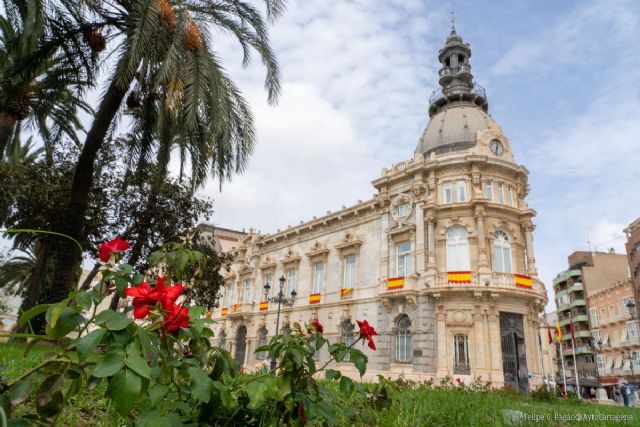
373, 22, 547, 390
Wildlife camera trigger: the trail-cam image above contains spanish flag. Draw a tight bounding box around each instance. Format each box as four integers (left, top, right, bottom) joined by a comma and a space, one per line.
232, 303, 239, 312
447, 271, 471, 284
514, 274, 532, 288
259, 301, 269, 311
340, 288, 353, 298
555, 320, 562, 342
221, 307, 228, 316
387, 277, 404, 290
309, 293, 321, 304
205, 310, 212, 319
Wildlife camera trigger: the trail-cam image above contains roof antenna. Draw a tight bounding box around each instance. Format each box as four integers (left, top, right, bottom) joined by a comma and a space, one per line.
450, 11, 456, 32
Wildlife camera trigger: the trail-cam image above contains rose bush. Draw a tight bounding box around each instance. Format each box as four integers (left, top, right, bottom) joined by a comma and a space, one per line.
0, 238, 381, 425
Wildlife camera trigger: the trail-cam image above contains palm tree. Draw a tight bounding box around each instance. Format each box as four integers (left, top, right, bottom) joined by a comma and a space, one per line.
0, 0, 95, 159
48, 0, 285, 304
0, 245, 36, 297
3, 123, 44, 165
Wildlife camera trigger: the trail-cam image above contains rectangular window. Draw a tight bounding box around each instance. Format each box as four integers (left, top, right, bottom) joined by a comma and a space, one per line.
312, 263, 324, 294
263, 274, 272, 300
592, 329, 601, 345
224, 286, 234, 307
243, 279, 252, 303
628, 321, 639, 343
589, 309, 598, 327
442, 181, 452, 203
507, 186, 513, 206
454, 334, 470, 374
343, 255, 357, 288
624, 296, 636, 318
397, 203, 409, 218
286, 269, 296, 297
498, 183, 505, 204
456, 180, 466, 202
485, 180, 493, 201
396, 242, 412, 276
596, 354, 605, 370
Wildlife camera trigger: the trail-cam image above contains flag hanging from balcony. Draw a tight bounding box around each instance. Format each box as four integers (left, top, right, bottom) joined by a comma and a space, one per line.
340, 288, 353, 298
447, 271, 471, 284
514, 274, 532, 288
221, 307, 228, 316
387, 277, 405, 290
232, 303, 239, 312
309, 293, 321, 304
206, 310, 212, 319
259, 301, 269, 311
555, 320, 562, 342
548, 326, 553, 344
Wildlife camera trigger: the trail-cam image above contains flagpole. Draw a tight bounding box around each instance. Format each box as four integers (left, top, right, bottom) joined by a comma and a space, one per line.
557, 319, 567, 396
548, 333, 556, 384
538, 316, 547, 388
570, 311, 581, 398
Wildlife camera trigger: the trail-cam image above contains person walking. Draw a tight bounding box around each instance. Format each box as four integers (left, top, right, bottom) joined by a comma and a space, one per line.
621, 383, 630, 407
614, 385, 622, 403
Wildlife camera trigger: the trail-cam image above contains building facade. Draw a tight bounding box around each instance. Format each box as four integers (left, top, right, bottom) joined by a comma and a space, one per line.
210, 26, 548, 390
538, 311, 559, 386
625, 218, 640, 311
553, 251, 630, 390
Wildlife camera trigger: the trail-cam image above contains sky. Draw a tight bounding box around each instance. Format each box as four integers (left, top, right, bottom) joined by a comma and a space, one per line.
199, 0, 640, 309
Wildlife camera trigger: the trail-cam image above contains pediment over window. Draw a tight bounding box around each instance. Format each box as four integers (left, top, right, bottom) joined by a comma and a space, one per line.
224, 271, 237, 281
258, 256, 277, 270
335, 231, 363, 252
281, 248, 301, 266
386, 223, 416, 241
237, 264, 254, 275
305, 240, 330, 259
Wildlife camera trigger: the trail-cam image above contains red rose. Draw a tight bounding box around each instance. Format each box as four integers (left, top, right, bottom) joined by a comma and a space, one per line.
154, 276, 184, 309
163, 303, 190, 333
98, 237, 129, 262
299, 402, 306, 424
456, 378, 461, 383
124, 281, 160, 319
356, 320, 378, 350
312, 318, 324, 333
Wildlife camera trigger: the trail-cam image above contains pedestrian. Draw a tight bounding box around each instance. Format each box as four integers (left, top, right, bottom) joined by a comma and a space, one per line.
614, 385, 621, 403
621, 383, 630, 407
629, 385, 637, 407
590, 387, 596, 400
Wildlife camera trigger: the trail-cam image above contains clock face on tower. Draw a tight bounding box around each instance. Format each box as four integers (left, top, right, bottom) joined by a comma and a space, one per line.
490, 139, 504, 156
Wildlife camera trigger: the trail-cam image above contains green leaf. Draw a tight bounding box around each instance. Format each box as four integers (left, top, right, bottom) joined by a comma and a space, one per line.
176, 251, 189, 272
36, 374, 64, 417
76, 329, 107, 361
18, 304, 51, 327
119, 264, 135, 274
245, 377, 278, 410
107, 369, 141, 416
339, 376, 354, 395
115, 276, 129, 297
45, 309, 86, 338
9, 379, 31, 405
75, 292, 93, 311
125, 352, 151, 379
350, 349, 367, 377
0, 394, 10, 419
47, 299, 70, 328
277, 375, 292, 400
148, 384, 169, 406
64, 377, 82, 400
325, 369, 342, 381
188, 367, 214, 403
136, 411, 174, 427
131, 272, 144, 285
148, 251, 164, 267
93, 350, 125, 378
95, 310, 132, 331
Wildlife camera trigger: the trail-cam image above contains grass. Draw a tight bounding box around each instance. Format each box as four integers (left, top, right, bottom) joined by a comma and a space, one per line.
1, 343, 638, 426
0, 342, 120, 426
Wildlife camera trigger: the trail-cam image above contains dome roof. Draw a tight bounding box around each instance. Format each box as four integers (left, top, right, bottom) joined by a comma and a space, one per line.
415, 103, 496, 156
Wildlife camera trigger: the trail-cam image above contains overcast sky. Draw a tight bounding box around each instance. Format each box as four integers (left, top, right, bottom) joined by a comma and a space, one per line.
199, 0, 640, 307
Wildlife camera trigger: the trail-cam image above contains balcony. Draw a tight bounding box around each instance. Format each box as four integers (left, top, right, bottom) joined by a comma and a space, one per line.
570, 299, 586, 308
227, 303, 252, 319
557, 303, 570, 313
553, 269, 582, 286
568, 282, 584, 293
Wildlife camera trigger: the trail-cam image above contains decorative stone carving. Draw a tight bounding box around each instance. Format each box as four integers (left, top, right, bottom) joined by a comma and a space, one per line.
446, 309, 473, 326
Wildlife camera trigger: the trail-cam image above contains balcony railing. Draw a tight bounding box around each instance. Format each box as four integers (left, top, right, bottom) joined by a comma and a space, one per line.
438, 64, 472, 78
428, 83, 487, 105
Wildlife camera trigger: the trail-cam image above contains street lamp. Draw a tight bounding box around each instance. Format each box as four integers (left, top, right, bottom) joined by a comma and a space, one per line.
627, 301, 636, 319
264, 276, 296, 370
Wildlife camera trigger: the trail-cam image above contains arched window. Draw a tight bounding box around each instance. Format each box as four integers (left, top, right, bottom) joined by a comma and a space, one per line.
340, 320, 355, 361
219, 330, 226, 350
446, 226, 470, 271
257, 327, 268, 360
396, 315, 412, 363
493, 230, 512, 273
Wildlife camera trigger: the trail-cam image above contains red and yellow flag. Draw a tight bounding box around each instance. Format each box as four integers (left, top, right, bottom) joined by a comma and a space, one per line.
205, 310, 212, 319
309, 293, 321, 304
447, 271, 471, 284
555, 320, 562, 342
232, 303, 240, 312
340, 288, 353, 298
514, 274, 532, 288
221, 307, 228, 316
259, 301, 269, 311
387, 277, 404, 290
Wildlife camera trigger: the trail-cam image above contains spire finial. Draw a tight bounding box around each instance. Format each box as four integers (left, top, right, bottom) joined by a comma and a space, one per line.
450, 11, 456, 32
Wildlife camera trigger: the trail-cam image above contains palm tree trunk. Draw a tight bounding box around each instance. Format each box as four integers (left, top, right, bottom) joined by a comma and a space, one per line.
79, 263, 101, 290
16, 240, 50, 334
0, 111, 18, 160
48, 76, 131, 304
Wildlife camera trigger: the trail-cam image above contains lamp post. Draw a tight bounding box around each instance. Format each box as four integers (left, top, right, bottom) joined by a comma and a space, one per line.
264, 276, 296, 370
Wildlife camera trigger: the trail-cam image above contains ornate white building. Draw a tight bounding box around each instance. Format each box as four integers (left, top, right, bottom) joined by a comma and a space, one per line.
209, 26, 548, 390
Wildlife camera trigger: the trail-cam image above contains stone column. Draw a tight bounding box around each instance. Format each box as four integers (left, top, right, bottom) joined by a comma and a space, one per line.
415, 204, 425, 272
524, 313, 541, 387
523, 222, 538, 276
474, 207, 489, 272
473, 308, 488, 378
426, 214, 437, 272
488, 309, 505, 385
436, 307, 448, 378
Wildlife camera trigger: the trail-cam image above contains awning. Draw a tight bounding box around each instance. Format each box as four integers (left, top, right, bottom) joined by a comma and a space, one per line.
556, 378, 599, 387
615, 355, 623, 369
620, 327, 628, 344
